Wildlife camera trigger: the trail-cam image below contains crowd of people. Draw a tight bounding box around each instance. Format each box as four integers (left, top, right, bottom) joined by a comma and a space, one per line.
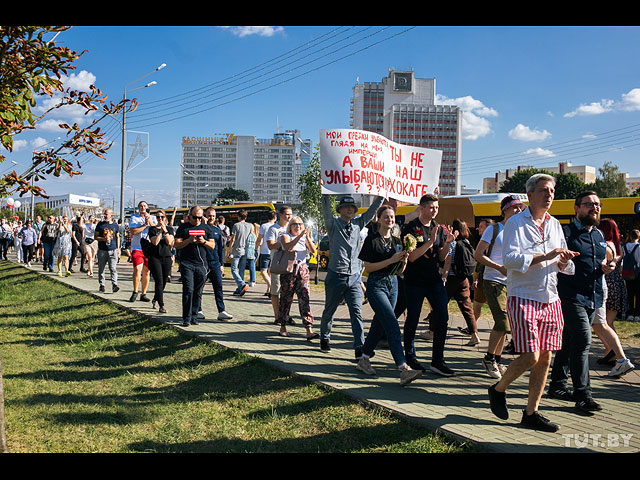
2, 174, 639, 434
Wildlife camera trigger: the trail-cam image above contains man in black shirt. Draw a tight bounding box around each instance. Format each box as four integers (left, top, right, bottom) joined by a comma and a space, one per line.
401, 193, 456, 376
175, 206, 215, 327
95, 208, 120, 293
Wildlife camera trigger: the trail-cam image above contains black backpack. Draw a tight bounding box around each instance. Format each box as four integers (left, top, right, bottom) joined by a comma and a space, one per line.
452, 239, 476, 278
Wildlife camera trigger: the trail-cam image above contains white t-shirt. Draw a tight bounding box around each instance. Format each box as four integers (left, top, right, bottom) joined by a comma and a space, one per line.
266, 223, 287, 258
84, 223, 96, 239
281, 233, 308, 262
258, 221, 275, 255
480, 223, 507, 285
129, 214, 157, 251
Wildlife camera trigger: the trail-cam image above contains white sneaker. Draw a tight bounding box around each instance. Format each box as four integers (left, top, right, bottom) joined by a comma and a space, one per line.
608, 358, 635, 377
482, 358, 502, 379
249, 282, 256, 287
356, 356, 376, 375
400, 366, 422, 386
217, 311, 233, 320
196, 311, 206, 319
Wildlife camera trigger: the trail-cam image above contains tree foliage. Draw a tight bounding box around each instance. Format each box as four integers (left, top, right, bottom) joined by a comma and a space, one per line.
585, 161, 629, 198
216, 187, 250, 201
298, 144, 335, 232
0, 26, 137, 199
499, 168, 586, 199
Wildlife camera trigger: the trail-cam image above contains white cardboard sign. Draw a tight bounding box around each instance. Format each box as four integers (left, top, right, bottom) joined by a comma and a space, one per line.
319, 128, 442, 203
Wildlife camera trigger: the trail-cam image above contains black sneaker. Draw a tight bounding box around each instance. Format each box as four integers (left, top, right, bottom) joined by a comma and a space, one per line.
129, 292, 138, 302
406, 357, 426, 371
430, 361, 455, 377
99, 285, 105, 293
139, 294, 151, 302
520, 410, 559, 433
547, 388, 575, 401
575, 398, 602, 413
320, 339, 331, 353
112, 284, 119, 293
488, 383, 509, 420
182, 320, 190, 327
190, 319, 199, 325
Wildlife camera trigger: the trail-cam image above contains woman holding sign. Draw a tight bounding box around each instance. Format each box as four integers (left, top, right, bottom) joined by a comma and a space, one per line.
355, 205, 423, 386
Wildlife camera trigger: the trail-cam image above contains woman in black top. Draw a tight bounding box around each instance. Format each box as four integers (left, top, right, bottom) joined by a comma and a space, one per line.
356, 205, 423, 386
148, 210, 175, 313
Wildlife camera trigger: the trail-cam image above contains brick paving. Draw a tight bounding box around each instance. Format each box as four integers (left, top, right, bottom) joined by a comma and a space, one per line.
16, 256, 640, 453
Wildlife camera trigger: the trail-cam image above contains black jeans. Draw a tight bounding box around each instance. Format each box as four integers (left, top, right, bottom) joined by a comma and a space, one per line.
549, 301, 594, 401
22, 244, 35, 264
149, 255, 173, 308
199, 262, 225, 313
179, 260, 208, 323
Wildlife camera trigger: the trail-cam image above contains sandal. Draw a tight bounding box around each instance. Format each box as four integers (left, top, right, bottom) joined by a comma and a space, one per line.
279, 330, 289, 337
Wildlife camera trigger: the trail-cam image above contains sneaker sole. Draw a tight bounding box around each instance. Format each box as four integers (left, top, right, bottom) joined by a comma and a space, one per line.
429, 366, 455, 377
400, 370, 423, 386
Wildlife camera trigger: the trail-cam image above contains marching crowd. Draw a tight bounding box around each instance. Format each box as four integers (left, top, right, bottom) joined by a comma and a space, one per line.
2, 172, 639, 434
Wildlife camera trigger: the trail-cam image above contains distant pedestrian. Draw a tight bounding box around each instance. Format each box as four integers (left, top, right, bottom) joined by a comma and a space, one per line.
83, 215, 98, 278
488, 174, 578, 433
622, 229, 640, 321
38, 215, 58, 272
33, 214, 45, 263
19, 220, 37, 267
128, 201, 156, 302
95, 208, 120, 293
70, 216, 84, 273
266, 205, 293, 323
53, 216, 73, 277
245, 223, 258, 287
229, 209, 252, 296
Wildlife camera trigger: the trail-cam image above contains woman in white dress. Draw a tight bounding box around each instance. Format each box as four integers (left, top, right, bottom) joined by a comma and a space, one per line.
53, 216, 73, 277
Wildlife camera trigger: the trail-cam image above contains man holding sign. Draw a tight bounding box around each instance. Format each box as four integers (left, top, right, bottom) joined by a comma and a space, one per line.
174, 206, 215, 327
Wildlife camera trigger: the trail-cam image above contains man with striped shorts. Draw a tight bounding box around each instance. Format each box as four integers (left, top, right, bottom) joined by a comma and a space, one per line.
487, 174, 578, 432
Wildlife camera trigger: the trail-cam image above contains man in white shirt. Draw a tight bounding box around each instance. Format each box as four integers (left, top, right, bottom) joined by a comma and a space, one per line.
128, 201, 157, 302
474, 195, 524, 379
487, 174, 578, 433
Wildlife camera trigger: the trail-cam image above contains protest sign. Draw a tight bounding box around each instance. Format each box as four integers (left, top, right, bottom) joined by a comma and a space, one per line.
319, 128, 442, 203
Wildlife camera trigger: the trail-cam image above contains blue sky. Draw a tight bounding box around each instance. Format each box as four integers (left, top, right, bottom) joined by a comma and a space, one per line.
4, 25, 640, 209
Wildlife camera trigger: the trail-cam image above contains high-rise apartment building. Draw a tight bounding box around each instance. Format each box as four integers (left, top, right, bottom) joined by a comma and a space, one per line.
180, 130, 309, 207
350, 69, 462, 196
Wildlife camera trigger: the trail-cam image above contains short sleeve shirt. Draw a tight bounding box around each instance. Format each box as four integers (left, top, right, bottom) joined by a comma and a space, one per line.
358, 232, 402, 276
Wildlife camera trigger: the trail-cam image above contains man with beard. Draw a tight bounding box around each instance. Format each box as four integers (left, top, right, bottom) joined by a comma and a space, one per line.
548, 191, 615, 413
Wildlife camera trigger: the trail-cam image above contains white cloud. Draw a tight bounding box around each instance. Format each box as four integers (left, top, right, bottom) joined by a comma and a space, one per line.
62, 70, 97, 93
523, 147, 556, 158
220, 26, 284, 38
564, 87, 640, 117
436, 94, 497, 140
508, 123, 552, 142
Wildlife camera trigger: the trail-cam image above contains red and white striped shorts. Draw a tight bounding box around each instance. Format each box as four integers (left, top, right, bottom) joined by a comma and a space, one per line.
506, 296, 564, 353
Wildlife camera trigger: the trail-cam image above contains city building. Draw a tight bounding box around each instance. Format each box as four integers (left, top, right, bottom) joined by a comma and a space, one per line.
626, 176, 640, 194
482, 162, 597, 193
6, 193, 102, 219
350, 68, 462, 197
180, 130, 309, 207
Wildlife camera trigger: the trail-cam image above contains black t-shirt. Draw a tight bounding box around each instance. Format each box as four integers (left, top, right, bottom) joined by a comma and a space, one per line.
148, 225, 174, 258
175, 222, 213, 264
401, 217, 447, 285
72, 223, 83, 243
358, 232, 402, 276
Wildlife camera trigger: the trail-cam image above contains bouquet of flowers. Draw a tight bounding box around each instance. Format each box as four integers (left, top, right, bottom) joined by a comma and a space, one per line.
387, 233, 418, 280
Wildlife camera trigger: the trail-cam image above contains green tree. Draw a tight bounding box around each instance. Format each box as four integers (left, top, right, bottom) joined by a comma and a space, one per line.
216, 187, 250, 201
298, 144, 335, 232
586, 161, 629, 198
499, 168, 548, 194
0, 26, 137, 199
499, 168, 586, 199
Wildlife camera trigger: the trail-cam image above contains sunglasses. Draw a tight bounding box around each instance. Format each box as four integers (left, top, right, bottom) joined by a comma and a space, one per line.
291, 222, 303, 227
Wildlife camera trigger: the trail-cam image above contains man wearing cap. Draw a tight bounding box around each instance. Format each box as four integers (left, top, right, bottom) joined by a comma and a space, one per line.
319, 193, 385, 358
474, 195, 525, 379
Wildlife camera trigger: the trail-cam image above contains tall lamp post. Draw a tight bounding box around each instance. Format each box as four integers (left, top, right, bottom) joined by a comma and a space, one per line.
119, 63, 166, 223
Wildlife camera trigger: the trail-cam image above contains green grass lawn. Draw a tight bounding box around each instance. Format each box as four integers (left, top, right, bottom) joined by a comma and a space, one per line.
0, 261, 478, 453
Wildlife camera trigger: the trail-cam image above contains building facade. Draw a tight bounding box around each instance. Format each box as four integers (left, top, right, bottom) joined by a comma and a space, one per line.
350, 69, 462, 197
180, 130, 309, 207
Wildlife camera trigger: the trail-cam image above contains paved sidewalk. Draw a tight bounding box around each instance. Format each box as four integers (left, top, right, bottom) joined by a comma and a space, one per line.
16, 256, 640, 453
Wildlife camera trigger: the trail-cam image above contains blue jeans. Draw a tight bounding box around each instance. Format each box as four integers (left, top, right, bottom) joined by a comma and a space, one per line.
231, 254, 247, 290
549, 301, 594, 401
179, 261, 208, 323
43, 242, 55, 270
404, 280, 449, 364
362, 273, 406, 367
245, 257, 256, 284
320, 270, 365, 352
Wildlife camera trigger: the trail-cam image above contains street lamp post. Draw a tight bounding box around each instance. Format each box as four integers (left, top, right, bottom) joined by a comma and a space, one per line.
119, 63, 166, 223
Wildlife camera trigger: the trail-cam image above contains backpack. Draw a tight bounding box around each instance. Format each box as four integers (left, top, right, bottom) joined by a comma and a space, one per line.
621, 243, 640, 281
452, 239, 476, 278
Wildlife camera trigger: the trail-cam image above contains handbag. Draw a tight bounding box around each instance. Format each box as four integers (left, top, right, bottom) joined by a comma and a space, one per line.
269, 247, 296, 274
